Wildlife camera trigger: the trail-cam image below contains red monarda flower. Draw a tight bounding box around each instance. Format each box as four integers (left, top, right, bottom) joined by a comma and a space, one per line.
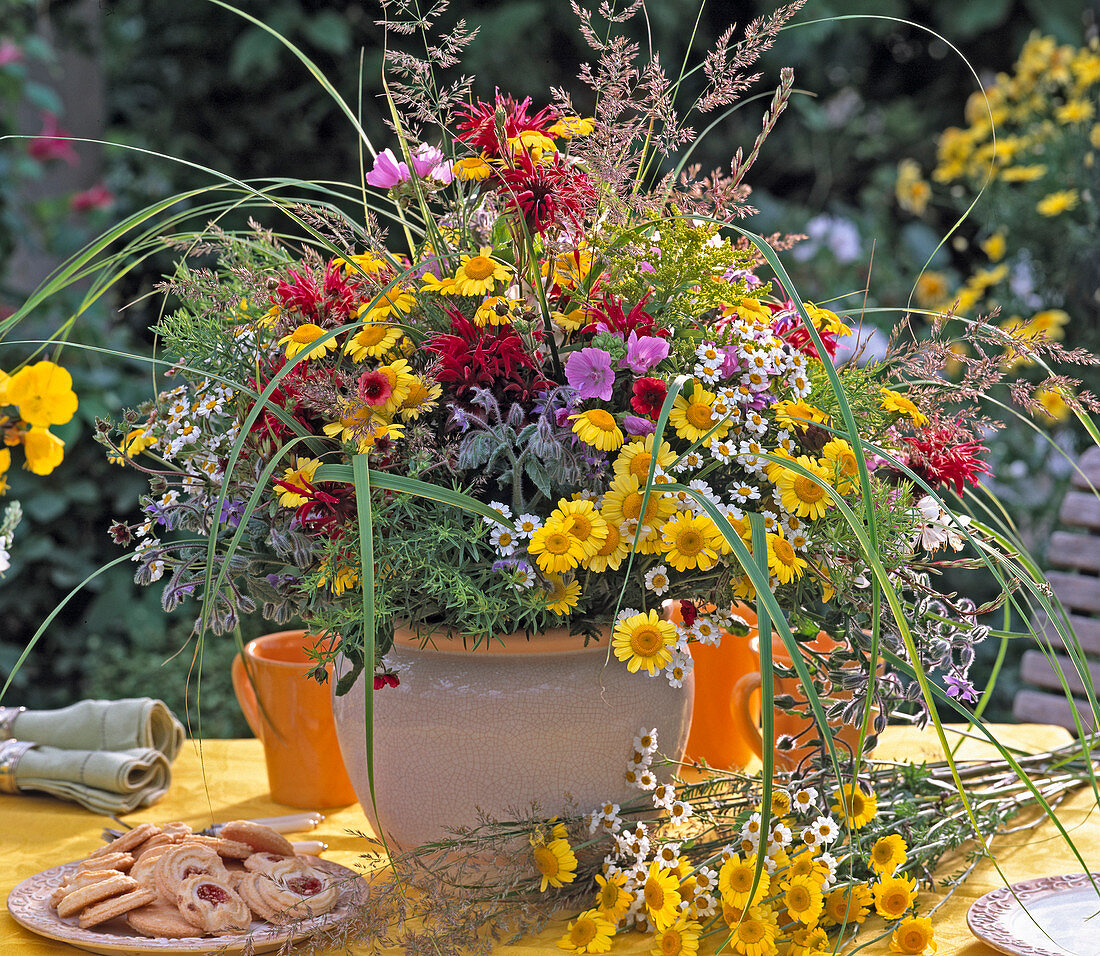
903, 417, 992, 496
631, 377, 668, 418
455, 91, 558, 157
583, 293, 667, 339
274, 260, 364, 323
424, 310, 552, 405
497, 151, 596, 236
374, 674, 400, 690
247, 359, 325, 444
679, 599, 698, 628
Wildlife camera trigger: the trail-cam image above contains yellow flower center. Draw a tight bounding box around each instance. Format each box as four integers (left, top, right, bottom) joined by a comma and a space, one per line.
644, 877, 666, 910
673, 528, 704, 556
532, 845, 559, 877
292, 325, 324, 343
463, 256, 497, 280
794, 475, 825, 503
569, 512, 594, 539
685, 402, 714, 430
543, 531, 573, 555
772, 538, 796, 565
728, 866, 753, 892
788, 886, 811, 911
631, 626, 665, 657
570, 919, 598, 947
598, 883, 619, 908
622, 491, 659, 524
585, 409, 617, 431
596, 524, 621, 556
660, 930, 683, 956
738, 920, 765, 943
899, 926, 931, 952
358, 325, 389, 346
629, 453, 654, 480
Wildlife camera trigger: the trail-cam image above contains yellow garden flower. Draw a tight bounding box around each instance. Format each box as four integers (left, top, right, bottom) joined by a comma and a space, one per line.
727, 904, 779, 956
333, 252, 387, 277
999, 164, 1046, 182
661, 512, 724, 572
475, 294, 522, 327
669, 384, 728, 445
558, 908, 615, 955
548, 116, 596, 139
276, 457, 322, 507
279, 323, 337, 361
370, 359, 418, 417
614, 435, 676, 483
980, 231, 1006, 262
776, 456, 833, 521
593, 871, 632, 923
832, 784, 878, 829
895, 159, 931, 215
601, 474, 675, 552
783, 874, 824, 927
22, 427, 65, 475
642, 862, 682, 931
452, 248, 513, 296
823, 884, 873, 926
584, 519, 629, 572
553, 498, 609, 559
873, 874, 917, 921
767, 532, 807, 585
571, 409, 625, 452
543, 574, 581, 615
821, 438, 860, 494
772, 400, 829, 432
1056, 99, 1095, 125
718, 853, 770, 910
531, 830, 577, 892
870, 834, 908, 876
914, 271, 950, 308
880, 387, 928, 426
1036, 189, 1079, 216
5, 360, 78, 428
323, 410, 405, 453
788, 926, 830, 956
398, 378, 442, 421
453, 156, 494, 181
650, 915, 701, 956
1033, 384, 1073, 423
612, 610, 678, 675
344, 322, 403, 362
889, 915, 936, 955
420, 272, 456, 295
359, 286, 417, 323
108, 427, 156, 465
529, 514, 587, 574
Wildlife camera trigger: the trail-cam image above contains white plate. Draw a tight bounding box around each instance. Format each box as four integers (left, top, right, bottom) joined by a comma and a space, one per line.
967, 873, 1100, 956
6, 858, 368, 955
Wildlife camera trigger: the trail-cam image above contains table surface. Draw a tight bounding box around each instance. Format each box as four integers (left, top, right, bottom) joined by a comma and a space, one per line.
1, 723, 1094, 955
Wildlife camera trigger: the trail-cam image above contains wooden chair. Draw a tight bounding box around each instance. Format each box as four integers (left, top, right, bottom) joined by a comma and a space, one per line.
1013, 446, 1100, 731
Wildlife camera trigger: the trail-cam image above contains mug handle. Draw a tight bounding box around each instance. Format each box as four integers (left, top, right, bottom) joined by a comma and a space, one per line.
730, 671, 762, 760
231, 652, 266, 743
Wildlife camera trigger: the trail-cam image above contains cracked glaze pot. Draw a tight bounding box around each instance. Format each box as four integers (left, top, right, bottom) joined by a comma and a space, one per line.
332, 626, 694, 851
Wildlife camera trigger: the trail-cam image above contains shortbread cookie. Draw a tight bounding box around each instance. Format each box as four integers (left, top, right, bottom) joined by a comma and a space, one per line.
132, 832, 184, 860
56, 873, 138, 919
218, 820, 295, 857
154, 844, 229, 901
127, 899, 207, 939
78, 851, 133, 873
255, 862, 339, 920
78, 886, 159, 929
130, 845, 173, 888
174, 873, 251, 935
161, 822, 194, 839
50, 869, 119, 906
235, 872, 281, 923
243, 851, 309, 875
89, 822, 160, 857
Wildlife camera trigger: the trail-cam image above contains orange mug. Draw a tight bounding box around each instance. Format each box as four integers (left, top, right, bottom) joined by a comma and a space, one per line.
670, 602, 759, 770
231, 630, 357, 808
730, 631, 875, 771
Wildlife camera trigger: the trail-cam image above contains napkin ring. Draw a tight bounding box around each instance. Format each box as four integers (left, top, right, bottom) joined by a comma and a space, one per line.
0, 705, 24, 741
0, 739, 34, 794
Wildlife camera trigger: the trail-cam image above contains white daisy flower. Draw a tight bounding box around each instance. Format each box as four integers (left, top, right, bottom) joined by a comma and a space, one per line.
768, 822, 792, 848
634, 729, 659, 755
711, 439, 736, 463
696, 341, 723, 363
651, 783, 676, 810
672, 451, 704, 473
731, 483, 760, 504
145, 560, 165, 582
818, 851, 839, 887
627, 749, 652, 771
645, 565, 671, 595
656, 842, 681, 868
793, 786, 819, 812
800, 826, 820, 848
636, 769, 657, 790
489, 526, 518, 555
693, 893, 718, 919
516, 513, 540, 536
668, 800, 693, 826
761, 510, 779, 533
486, 501, 513, 523
693, 616, 721, 646
813, 815, 839, 845
695, 362, 722, 384
616, 607, 641, 623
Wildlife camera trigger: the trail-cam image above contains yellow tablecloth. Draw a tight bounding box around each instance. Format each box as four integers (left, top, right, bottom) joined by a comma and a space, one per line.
1, 724, 1093, 954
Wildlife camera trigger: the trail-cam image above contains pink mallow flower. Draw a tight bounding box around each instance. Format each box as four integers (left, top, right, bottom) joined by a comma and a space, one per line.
366, 148, 410, 188
411, 144, 452, 184
624, 330, 670, 374
565, 348, 615, 401
70, 183, 115, 212
28, 112, 78, 165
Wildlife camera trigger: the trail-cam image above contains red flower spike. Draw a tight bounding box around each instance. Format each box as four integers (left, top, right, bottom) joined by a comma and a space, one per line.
903, 418, 992, 496
374, 674, 400, 690
455, 91, 558, 158
680, 600, 698, 628
497, 151, 597, 237
631, 377, 668, 419
275, 261, 364, 324
582, 293, 666, 340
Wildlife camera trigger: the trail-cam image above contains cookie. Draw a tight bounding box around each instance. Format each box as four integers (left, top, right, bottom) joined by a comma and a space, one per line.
78, 851, 133, 873
243, 851, 309, 875
235, 872, 281, 923
130, 845, 173, 888
56, 874, 138, 919
173, 873, 252, 935
186, 835, 254, 860
132, 832, 184, 860
50, 869, 119, 907
78, 886, 159, 929
154, 844, 229, 901
218, 820, 296, 857
255, 862, 339, 920
90, 822, 160, 857
126, 899, 207, 939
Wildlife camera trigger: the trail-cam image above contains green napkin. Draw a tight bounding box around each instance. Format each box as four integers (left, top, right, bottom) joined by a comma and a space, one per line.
5, 698, 184, 760
6, 743, 172, 814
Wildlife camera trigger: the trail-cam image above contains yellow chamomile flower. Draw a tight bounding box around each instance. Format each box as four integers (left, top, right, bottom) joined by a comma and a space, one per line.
889, 915, 936, 955
669, 384, 729, 445
276, 457, 322, 507
821, 438, 861, 494
594, 871, 632, 923
783, 874, 825, 927
601, 474, 676, 552
531, 828, 577, 892
823, 884, 873, 926
642, 862, 683, 931
453, 156, 494, 181
22, 427, 65, 476
661, 512, 724, 572
727, 904, 779, 956
873, 874, 917, 921
333, 252, 387, 277
584, 518, 630, 572
398, 378, 442, 422
344, 322, 403, 362
359, 286, 417, 323
980, 231, 1006, 262
529, 514, 588, 575
870, 834, 908, 875
553, 499, 609, 558
4, 360, 79, 427
895, 158, 931, 215
108, 427, 156, 465
788, 926, 830, 956
718, 853, 770, 910
614, 435, 677, 483
832, 784, 878, 829
544, 574, 582, 615
558, 908, 615, 955
570, 408, 625, 451
452, 248, 513, 296
420, 271, 456, 295
880, 387, 928, 426
475, 294, 523, 327
776, 456, 833, 521
548, 116, 596, 139
279, 323, 337, 361
914, 271, 950, 308
612, 610, 678, 675
767, 532, 807, 585
1036, 190, 1079, 217
651, 915, 701, 956
373, 359, 419, 417
772, 400, 829, 432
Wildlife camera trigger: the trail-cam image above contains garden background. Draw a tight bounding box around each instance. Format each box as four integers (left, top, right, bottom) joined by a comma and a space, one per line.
1, 0, 1095, 736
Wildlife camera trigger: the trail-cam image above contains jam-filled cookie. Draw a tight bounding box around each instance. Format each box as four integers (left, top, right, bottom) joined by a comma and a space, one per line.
173, 873, 252, 935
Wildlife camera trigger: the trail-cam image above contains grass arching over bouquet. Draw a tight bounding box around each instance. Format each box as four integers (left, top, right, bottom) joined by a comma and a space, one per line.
5, 1, 1100, 952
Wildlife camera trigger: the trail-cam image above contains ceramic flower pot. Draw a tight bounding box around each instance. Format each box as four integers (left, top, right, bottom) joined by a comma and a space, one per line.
331, 626, 694, 851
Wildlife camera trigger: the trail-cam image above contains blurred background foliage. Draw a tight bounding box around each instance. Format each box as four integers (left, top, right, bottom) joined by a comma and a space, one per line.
0, 0, 1095, 733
